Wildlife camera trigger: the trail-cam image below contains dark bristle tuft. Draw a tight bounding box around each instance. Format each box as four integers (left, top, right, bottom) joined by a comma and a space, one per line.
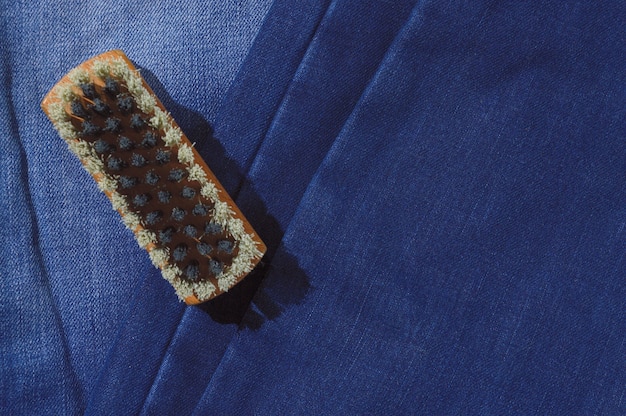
197, 242, 212, 256
133, 193, 151, 207
80, 83, 97, 98
142, 132, 158, 148
131, 153, 147, 167
71, 100, 89, 118
185, 261, 200, 281
192, 203, 209, 216
81, 120, 101, 136
217, 240, 234, 254
104, 117, 121, 133
157, 190, 171, 203
181, 186, 195, 199
118, 136, 134, 150
130, 114, 145, 130
168, 168, 186, 182
159, 226, 175, 243
171, 207, 186, 221
119, 176, 138, 189
204, 221, 222, 235
107, 157, 124, 171
172, 244, 188, 262
208, 258, 223, 276
117, 95, 134, 113
104, 77, 119, 95
93, 139, 111, 154
90, 98, 110, 115
156, 149, 171, 165
145, 170, 160, 185
145, 211, 163, 225
183, 225, 197, 237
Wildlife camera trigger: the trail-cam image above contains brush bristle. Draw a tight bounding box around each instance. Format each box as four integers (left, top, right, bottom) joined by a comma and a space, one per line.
43, 50, 265, 303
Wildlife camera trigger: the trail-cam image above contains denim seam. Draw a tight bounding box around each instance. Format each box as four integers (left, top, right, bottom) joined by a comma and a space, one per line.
187, 2, 343, 413
229, 0, 337, 201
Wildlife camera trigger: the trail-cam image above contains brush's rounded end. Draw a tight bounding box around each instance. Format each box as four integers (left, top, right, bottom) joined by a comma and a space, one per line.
184, 295, 202, 305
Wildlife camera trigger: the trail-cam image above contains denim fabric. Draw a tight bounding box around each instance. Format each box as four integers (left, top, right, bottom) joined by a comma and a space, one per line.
194, 1, 626, 414
1, 48, 84, 414
2, 0, 625, 415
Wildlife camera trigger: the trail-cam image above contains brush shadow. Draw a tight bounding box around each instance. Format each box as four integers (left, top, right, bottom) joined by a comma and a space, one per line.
139, 66, 310, 330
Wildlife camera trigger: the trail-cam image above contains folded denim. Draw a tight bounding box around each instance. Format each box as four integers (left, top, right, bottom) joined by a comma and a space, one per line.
196, 1, 626, 414
2, 0, 625, 415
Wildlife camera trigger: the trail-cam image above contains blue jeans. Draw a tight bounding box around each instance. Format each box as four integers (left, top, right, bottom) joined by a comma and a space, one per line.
2, 1, 624, 414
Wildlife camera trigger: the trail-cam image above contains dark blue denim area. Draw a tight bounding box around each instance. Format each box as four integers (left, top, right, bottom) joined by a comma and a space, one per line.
2, 0, 625, 415
194, 1, 626, 414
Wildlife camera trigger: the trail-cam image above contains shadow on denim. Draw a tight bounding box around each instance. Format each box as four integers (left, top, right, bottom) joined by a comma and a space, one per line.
139, 66, 310, 330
